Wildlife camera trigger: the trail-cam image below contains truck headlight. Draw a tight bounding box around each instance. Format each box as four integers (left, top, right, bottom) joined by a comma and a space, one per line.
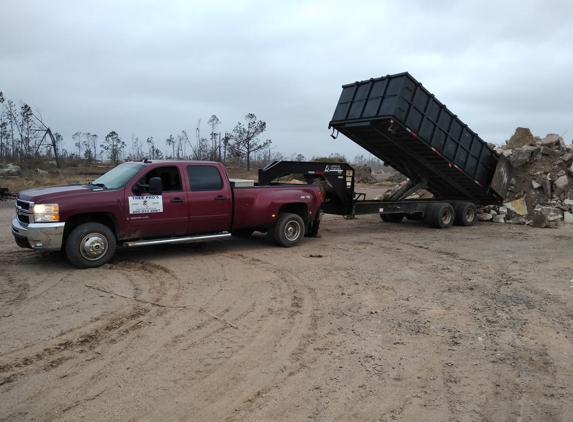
33, 204, 60, 222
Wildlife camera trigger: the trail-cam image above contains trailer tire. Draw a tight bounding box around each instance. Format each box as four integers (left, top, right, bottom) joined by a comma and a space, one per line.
453, 202, 477, 226
272, 213, 305, 247
405, 213, 425, 221
65, 222, 116, 269
380, 213, 404, 223
427, 203, 454, 229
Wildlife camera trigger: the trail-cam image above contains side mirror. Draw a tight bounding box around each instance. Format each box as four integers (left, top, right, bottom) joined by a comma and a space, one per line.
149, 177, 163, 195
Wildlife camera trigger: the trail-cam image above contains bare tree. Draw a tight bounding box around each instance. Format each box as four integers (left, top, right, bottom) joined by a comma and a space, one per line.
228, 113, 271, 171
101, 131, 126, 165
85, 133, 98, 162
208, 115, 220, 160
72, 132, 82, 158
146, 136, 155, 159
165, 134, 175, 159
131, 134, 143, 160
0, 92, 6, 159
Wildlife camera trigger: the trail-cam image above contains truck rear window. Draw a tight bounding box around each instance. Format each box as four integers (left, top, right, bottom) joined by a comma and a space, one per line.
186, 165, 223, 191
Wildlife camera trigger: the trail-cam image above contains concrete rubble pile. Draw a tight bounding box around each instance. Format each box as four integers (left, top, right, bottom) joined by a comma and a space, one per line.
379, 128, 573, 228
479, 128, 573, 228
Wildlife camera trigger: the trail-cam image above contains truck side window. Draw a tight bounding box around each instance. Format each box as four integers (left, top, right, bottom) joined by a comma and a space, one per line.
187, 165, 223, 191
139, 166, 182, 192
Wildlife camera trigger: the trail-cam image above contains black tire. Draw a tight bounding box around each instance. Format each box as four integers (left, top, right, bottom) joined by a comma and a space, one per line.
427, 203, 454, 229
65, 223, 116, 269
405, 213, 425, 221
380, 213, 404, 223
453, 202, 477, 226
231, 229, 255, 238
272, 213, 305, 247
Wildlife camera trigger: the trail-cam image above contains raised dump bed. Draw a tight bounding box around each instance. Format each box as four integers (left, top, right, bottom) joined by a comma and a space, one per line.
329, 72, 512, 204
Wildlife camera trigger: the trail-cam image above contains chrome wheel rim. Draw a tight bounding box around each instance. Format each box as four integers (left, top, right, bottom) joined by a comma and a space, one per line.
284, 220, 302, 241
79, 232, 108, 261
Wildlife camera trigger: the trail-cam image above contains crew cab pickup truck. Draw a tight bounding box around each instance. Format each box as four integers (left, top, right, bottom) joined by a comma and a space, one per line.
12, 160, 323, 268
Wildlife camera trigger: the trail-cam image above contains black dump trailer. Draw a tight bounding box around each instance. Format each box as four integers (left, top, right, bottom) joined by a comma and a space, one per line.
260, 73, 514, 229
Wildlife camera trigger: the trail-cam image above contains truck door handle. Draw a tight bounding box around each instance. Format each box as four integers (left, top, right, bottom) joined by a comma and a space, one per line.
214, 195, 227, 200
171, 198, 185, 203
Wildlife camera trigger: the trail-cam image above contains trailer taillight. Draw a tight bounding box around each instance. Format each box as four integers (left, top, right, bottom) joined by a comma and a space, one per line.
317, 190, 323, 205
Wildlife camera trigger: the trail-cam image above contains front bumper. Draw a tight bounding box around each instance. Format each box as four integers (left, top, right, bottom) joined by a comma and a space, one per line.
12, 215, 65, 251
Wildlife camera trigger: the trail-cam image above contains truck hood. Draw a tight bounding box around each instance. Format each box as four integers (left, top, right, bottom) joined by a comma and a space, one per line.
17, 184, 101, 203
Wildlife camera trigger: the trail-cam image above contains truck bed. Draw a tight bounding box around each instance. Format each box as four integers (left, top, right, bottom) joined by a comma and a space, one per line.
329, 72, 512, 204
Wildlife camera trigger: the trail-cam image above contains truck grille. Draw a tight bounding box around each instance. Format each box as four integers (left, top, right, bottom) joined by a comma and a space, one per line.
15, 199, 34, 225
16, 199, 31, 211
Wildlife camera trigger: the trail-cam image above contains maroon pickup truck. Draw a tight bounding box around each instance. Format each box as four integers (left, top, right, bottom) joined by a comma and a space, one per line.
12, 160, 323, 268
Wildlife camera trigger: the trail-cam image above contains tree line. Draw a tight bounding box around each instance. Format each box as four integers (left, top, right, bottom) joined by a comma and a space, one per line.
0, 92, 386, 172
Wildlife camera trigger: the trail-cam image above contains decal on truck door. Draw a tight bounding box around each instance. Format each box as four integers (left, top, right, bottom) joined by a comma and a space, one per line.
129, 196, 163, 214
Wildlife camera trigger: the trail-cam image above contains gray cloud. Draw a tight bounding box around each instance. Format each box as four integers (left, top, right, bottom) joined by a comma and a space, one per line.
2, 0, 572, 162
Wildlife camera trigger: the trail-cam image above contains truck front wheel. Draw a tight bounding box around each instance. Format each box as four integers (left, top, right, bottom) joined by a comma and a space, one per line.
272, 213, 304, 247
65, 223, 116, 269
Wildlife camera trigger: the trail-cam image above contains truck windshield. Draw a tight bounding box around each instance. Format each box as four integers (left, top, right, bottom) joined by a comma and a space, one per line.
91, 163, 145, 190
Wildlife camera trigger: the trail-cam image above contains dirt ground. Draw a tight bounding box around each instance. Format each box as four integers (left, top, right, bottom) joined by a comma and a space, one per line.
1, 190, 573, 422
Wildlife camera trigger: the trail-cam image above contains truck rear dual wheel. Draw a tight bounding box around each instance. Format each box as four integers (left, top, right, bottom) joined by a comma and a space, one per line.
426, 203, 454, 229
271, 213, 304, 247
453, 202, 477, 226
65, 223, 116, 269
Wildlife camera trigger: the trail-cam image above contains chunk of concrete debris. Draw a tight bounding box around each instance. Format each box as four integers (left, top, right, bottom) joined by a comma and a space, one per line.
478, 213, 493, 221
562, 152, 573, 163
540, 175, 552, 198
540, 134, 564, 148
554, 175, 569, 187
534, 206, 564, 221
541, 147, 562, 157
506, 127, 536, 149
498, 206, 508, 215
564, 199, 573, 206
492, 215, 506, 223
531, 214, 556, 228
503, 198, 528, 217
508, 148, 533, 168
564, 212, 573, 224
531, 180, 542, 190
568, 163, 573, 177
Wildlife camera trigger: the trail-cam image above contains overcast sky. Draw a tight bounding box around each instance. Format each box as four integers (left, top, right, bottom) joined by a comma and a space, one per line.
1, 0, 572, 162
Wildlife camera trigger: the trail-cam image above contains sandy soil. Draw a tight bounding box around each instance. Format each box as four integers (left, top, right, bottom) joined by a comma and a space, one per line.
1, 192, 573, 422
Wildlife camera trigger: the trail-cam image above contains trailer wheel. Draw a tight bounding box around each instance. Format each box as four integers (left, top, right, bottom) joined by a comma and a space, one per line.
380, 213, 404, 223
454, 202, 477, 226
65, 222, 116, 269
231, 229, 255, 238
405, 213, 425, 221
427, 203, 454, 229
272, 213, 304, 247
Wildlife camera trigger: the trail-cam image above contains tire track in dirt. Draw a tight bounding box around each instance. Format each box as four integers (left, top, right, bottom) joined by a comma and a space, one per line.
0, 259, 185, 420
100, 250, 320, 422
0, 251, 31, 310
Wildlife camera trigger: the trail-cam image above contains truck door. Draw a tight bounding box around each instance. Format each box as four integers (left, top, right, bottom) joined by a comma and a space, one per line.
126, 165, 189, 238
186, 164, 233, 233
